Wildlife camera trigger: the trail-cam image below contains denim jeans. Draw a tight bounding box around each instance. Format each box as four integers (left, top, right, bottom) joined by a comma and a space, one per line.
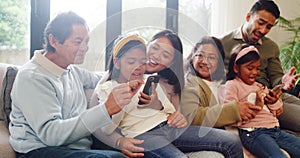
239, 127, 300, 158
135, 122, 243, 158
17, 146, 126, 158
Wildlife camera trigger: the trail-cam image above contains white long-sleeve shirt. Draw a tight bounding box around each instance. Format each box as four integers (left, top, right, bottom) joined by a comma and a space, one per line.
95, 79, 176, 138
9, 50, 111, 153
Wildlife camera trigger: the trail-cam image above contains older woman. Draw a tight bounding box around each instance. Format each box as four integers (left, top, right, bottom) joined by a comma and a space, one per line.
181, 36, 261, 128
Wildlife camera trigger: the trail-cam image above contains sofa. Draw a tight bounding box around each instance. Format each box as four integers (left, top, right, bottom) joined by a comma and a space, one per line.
0, 63, 17, 158
1, 62, 298, 158
0, 63, 227, 158
1, 62, 297, 158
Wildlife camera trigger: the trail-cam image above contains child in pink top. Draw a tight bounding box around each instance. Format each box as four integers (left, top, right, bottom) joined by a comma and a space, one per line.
224, 44, 300, 158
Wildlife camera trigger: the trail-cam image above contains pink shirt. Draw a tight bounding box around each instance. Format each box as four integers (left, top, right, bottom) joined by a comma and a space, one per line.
223, 77, 282, 128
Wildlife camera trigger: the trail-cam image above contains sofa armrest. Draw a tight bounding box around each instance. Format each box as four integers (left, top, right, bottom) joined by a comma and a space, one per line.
0, 121, 15, 158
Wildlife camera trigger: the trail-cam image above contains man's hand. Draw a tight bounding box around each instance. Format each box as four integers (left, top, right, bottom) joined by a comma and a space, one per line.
118, 137, 144, 158
128, 80, 144, 96
237, 102, 261, 121
282, 66, 299, 91
167, 111, 188, 128
105, 80, 144, 116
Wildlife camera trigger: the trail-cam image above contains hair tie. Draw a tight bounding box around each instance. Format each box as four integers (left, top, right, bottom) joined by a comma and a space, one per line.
235, 46, 259, 63
112, 34, 146, 58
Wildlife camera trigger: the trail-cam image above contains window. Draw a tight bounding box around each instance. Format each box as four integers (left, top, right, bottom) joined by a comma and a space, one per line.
1, 0, 215, 68
0, 0, 30, 65
178, 0, 213, 58
122, 0, 166, 41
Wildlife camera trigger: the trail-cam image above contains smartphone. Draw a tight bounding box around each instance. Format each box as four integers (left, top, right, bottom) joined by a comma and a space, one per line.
269, 84, 284, 96
138, 75, 160, 105
272, 86, 281, 93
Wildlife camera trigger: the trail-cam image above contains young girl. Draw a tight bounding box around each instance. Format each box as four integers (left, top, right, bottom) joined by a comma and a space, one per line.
224, 44, 300, 158
96, 33, 176, 141
94, 33, 244, 158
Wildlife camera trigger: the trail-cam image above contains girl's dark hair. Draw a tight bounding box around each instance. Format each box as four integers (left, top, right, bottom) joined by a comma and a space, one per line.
185, 36, 226, 82
43, 11, 86, 52
226, 44, 260, 80
147, 29, 184, 95
106, 36, 146, 81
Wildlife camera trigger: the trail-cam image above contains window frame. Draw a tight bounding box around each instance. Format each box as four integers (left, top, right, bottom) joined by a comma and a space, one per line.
30, 0, 179, 68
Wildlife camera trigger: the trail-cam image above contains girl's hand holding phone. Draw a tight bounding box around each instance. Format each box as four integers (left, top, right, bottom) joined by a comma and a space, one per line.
137, 82, 163, 110
137, 75, 163, 110
265, 84, 283, 104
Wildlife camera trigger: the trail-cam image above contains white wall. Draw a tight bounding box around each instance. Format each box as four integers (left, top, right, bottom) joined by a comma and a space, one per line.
211, 0, 254, 38
269, 0, 300, 45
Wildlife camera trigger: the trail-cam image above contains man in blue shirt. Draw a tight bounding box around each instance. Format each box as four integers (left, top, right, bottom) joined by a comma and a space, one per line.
9, 11, 142, 158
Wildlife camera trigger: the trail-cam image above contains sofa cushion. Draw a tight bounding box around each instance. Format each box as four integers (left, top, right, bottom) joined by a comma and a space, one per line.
0, 64, 9, 121
1, 66, 18, 127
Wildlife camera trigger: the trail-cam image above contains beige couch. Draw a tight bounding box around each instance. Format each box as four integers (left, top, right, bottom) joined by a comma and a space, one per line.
0, 63, 226, 158
0, 120, 14, 158
0, 62, 296, 158
0, 63, 16, 158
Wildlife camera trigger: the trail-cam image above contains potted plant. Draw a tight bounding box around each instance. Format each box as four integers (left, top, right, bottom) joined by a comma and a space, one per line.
278, 16, 300, 97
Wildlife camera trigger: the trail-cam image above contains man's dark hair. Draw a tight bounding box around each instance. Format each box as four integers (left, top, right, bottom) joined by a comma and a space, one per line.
250, 0, 280, 19
43, 11, 87, 52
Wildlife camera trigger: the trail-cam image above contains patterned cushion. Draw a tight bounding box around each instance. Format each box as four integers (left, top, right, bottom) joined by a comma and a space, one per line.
1, 66, 18, 127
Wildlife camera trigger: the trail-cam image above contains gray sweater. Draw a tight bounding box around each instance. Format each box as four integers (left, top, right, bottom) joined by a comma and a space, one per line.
9, 50, 111, 153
